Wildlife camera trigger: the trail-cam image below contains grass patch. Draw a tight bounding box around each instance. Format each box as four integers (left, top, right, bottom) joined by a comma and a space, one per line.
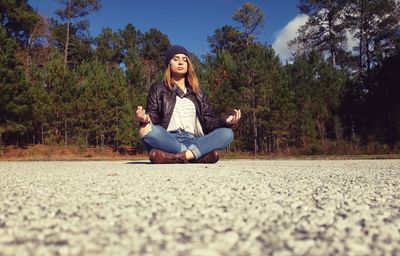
0, 144, 147, 161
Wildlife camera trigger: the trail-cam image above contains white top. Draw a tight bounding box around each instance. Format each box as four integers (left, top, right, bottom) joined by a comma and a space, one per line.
167, 87, 204, 135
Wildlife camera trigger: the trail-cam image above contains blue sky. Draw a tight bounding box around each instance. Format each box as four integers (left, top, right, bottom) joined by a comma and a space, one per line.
28, 0, 304, 61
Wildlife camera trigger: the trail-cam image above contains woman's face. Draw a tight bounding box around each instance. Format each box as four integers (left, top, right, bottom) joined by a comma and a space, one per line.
169, 54, 188, 75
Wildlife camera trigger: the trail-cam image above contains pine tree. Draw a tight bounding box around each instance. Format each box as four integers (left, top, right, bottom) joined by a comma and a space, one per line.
39, 50, 72, 144
119, 24, 144, 107
54, 0, 101, 67
76, 61, 133, 147
290, 0, 349, 67
207, 25, 246, 56
287, 51, 345, 146
0, 26, 33, 145
240, 44, 294, 153
0, 0, 39, 44
140, 28, 171, 89
95, 27, 123, 64
233, 2, 265, 154
347, 0, 400, 76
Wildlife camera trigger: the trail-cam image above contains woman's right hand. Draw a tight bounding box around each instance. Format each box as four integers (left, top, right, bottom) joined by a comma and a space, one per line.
135, 106, 150, 123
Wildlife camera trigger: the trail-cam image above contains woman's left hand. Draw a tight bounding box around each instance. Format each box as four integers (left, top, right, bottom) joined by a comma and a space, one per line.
226, 109, 241, 125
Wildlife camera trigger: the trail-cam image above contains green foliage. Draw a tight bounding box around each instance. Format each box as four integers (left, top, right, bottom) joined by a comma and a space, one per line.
0, 0, 39, 44
27, 63, 51, 144
53, 0, 101, 67
1, 1, 398, 155
0, 26, 33, 144
140, 28, 171, 89
346, 0, 400, 73
76, 61, 134, 147
208, 25, 246, 55
95, 27, 123, 64
350, 46, 400, 145
55, 0, 101, 20
119, 24, 145, 105
287, 51, 345, 145
291, 0, 350, 67
202, 50, 239, 112
49, 18, 94, 66
233, 2, 265, 45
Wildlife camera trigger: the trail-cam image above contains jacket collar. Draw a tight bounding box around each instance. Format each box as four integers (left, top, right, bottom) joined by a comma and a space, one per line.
173, 83, 190, 98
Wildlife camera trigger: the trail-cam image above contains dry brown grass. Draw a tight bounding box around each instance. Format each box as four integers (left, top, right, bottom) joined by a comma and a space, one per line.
0, 144, 147, 161
0, 142, 399, 161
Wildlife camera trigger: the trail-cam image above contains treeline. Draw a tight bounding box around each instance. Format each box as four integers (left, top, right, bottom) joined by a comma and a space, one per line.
1, 0, 399, 154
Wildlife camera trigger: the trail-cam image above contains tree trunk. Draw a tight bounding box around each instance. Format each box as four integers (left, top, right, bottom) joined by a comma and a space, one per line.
251, 71, 258, 156
316, 119, 326, 142
100, 122, 104, 147
366, 35, 371, 77
55, 113, 59, 140
275, 135, 280, 152
253, 109, 258, 155
359, 1, 365, 75
328, 9, 336, 67
41, 124, 44, 145
64, 120, 68, 146
359, 29, 363, 74
115, 108, 118, 148
64, 21, 70, 67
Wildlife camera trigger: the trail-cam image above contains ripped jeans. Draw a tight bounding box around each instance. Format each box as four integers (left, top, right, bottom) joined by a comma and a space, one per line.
141, 125, 233, 159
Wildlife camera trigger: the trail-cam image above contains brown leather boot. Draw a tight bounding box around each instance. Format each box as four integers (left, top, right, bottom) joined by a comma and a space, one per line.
149, 149, 188, 164
191, 150, 219, 164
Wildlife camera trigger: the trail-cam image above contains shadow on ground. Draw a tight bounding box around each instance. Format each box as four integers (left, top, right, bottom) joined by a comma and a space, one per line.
125, 161, 150, 165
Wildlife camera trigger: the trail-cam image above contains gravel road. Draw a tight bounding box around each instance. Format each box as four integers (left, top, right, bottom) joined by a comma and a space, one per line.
0, 159, 399, 256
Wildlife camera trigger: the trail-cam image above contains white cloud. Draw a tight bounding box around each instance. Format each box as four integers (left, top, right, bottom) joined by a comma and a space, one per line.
272, 14, 308, 63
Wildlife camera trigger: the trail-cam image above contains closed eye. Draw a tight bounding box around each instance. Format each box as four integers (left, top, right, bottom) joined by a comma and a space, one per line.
173, 56, 188, 62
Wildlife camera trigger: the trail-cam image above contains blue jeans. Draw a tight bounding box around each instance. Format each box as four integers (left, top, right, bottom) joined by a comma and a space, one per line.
141, 125, 233, 159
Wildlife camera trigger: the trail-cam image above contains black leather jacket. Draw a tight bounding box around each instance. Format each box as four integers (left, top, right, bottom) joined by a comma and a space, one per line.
145, 81, 230, 134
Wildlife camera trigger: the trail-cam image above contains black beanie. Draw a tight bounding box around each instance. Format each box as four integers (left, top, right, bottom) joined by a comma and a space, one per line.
165, 45, 189, 67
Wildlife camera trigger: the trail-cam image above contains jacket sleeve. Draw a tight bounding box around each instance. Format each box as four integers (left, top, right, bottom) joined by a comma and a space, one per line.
200, 90, 232, 133
145, 83, 161, 125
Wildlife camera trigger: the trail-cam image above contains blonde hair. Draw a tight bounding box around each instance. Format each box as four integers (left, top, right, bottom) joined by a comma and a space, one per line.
163, 57, 200, 92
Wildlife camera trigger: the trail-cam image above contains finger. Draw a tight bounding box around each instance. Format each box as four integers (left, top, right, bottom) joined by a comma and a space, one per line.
238, 109, 241, 119
231, 109, 237, 119
233, 109, 239, 122
136, 110, 144, 118
232, 115, 239, 124
137, 109, 145, 117
235, 109, 239, 118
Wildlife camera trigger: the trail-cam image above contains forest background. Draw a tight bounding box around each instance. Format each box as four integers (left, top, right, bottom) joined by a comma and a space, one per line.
1, 0, 400, 158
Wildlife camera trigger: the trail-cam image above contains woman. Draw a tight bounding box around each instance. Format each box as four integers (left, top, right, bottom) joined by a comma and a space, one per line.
135, 45, 241, 164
